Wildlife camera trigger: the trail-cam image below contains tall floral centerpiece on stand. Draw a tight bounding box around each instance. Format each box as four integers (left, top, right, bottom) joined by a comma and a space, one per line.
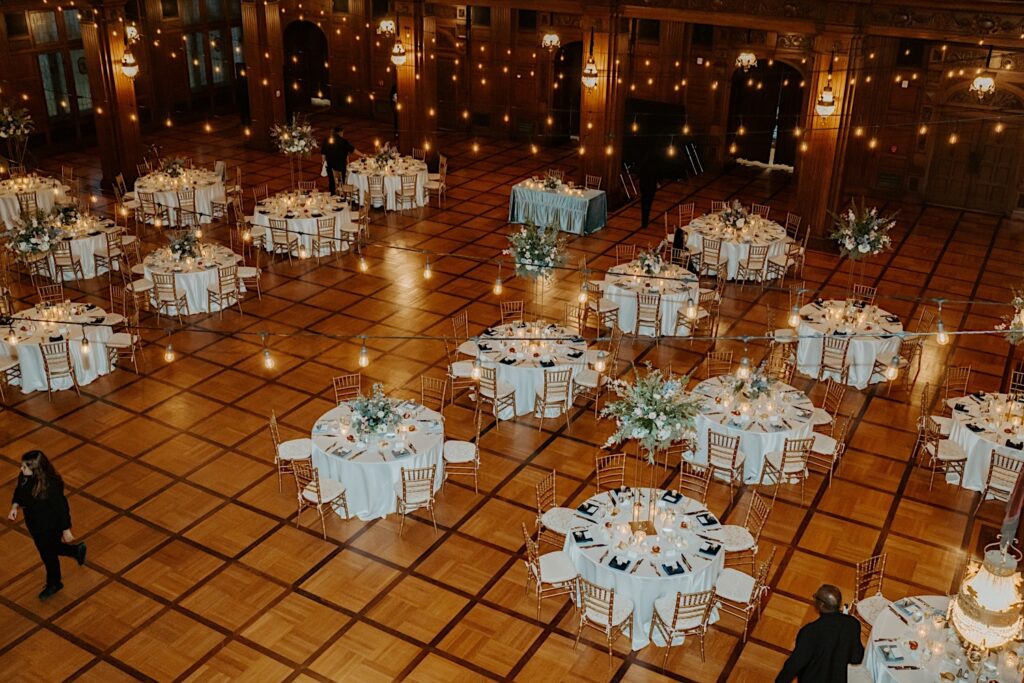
271, 115, 318, 188
636, 246, 664, 276
349, 383, 399, 438
4, 209, 59, 255
996, 290, 1024, 348
160, 158, 186, 178
0, 100, 34, 169
719, 200, 748, 230
503, 220, 566, 318
829, 198, 896, 290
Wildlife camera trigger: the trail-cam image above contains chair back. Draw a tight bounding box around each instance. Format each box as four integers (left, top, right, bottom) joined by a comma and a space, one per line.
594, 453, 626, 491
521, 523, 542, 579
743, 244, 770, 271
37, 283, 65, 306
702, 237, 723, 267
177, 188, 197, 212
411, 147, 425, 161
399, 465, 436, 503
297, 180, 317, 191
316, 216, 336, 240
584, 174, 602, 190
252, 183, 269, 204
541, 368, 571, 403
707, 429, 741, 469
547, 169, 564, 181
368, 174, 385, 202
987, 453, 1024, 500
784, 212, 802, 237
480, 366, 500, 396
710, 200, 727, 212
851, 283, 877, 306
41, 340, 73, 376
578, 576, 618, 626
854, 553, 886, 601
750, 203, 770, 219
104, 229, 126, 257
451, 310, 469, 342
704, 350, 733, 378
292, 459, 320, 500
821, 335, 851, 374
215, 264, 238, 294
52, 239, 76, 266
332, 373, 361, 404
666, 590, 715, 632
400, 174, 417, 195
9, 164, 27, 177
152, 272, 179, 301
744, 491, 772, 541
944, 366, 971, 399
536, 470, 558, 514
678, 461, 712, 503
500, 300, 524, 325
781, 437, 814, 472
1010, 366, 1024, 400
821, 377, 847, 415
420, 375, 447, 411
16, 191, 38, 214
564, 303, 586, 334
615, 244, 636, 265
636, 292, 661, 326
678, 202, 695, 226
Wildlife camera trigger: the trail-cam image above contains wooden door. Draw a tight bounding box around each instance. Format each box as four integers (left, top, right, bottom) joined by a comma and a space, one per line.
927, 117, 1020, 214
926, 120, 974, 209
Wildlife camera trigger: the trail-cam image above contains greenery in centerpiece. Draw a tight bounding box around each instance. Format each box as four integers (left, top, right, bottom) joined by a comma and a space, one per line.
5, 209, 59, 254
719, 199, 748, 229
601, 364, 701, 463
56, 204, 80, 226
543, 171, 561, 190
733, 362, 774, 400
828, 198, 895, 261
0, 100, 33, 166
271, 115, 319, 156
996, 290, 1024, 346
160, 158, 187, 178
636, 246, 664, 276
168, 230, 200, 260
349, 383, 399, 435
504, 219, 567, 279
373, 142, 400, 167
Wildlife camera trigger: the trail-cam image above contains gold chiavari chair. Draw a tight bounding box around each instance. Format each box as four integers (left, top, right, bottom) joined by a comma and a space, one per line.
521, 523, 578, 620
764, 343, 797, 384
586, 288, 620, 333
650, 589, 716, 667
105, 309, 143, 374
297, 180, 317, 191
677, 201, 695, 228
634, 292, 662, 338
547, 168, 564, 182
50, 240, 85, 282
236, 245, 262, 301
397, 174, 418, 213
574, 577, 634, 677
450, 310, 475, 357
252, 183, 269, 206
206, 264, 242, 318
419, 375, 447, 412
268, 218, 299, 263
760, 436, 815, 505
678, 460, 712, 504
931, 365, 972, 435
368, 174, 386, 209
975, 451, 1024, 515
736, 244, 770, 287
332, 372, 362, 404
710, 200, 727, 212
749, 202, 770, 219
293, 459, 349, 539
500, 300, 525, 325
478, 365, 515, 428
411, 147, 425, 161
136, 161, 150, 177
878, 336, 924, 396
1008, 364, 1024, 399
766, 240, 801, 284
443, 338, 477, 407
595, 452, 627, 493
615, 244, 636, 265
443, 404, 481, 492
425, 156, 447, 208
8, 164, 27, 177
784, 212, 802, 238
0, 355, 21, 401
714, 545, 776, 642
563, 302, 586, 336
313, 216, 338, 263
707, 429, 744, 501
698, 237, 723, 278
41, 339, 80, 400
807, 416, 849, 488
152, 272, 190, 324
535, 470, 574, 547
811, 377, 846, 432
704, 350, 733, 378
37, 283, 65, 306
817, 335, 850, 382
718, 491, 772, 574
920, 416, 967, 490
534, 367, 572, 431
852, 283, 877, 306
852, 553, 890, 630
93, 228, 126, 277
572, 342, 617, 417
395, 464, 438, 535
16, 191, 38, 214
584, 174, 602, 190
269, 410, 313, 491
138, 191, 169, 228
175, 188, 199, 228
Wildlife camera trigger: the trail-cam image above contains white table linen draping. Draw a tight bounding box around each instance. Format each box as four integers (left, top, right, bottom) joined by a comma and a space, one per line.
48, 216, 119, 280
508, 180, 608, 234
142, 244, 243, 315
251, 191, 354, 256
865, 595, 1022, 683
603, 262, 700, 336
0, 175, 66, 227
0, 303, 115, 393
795, 299, 903, 390
468, 322, 588, 418
945, 393, 1024, 492
689, 376, 815, 484
134, 169, 225, 225
684, 213, 788, 280
563, 487, 725, 650
310, 401, 445, 520
346, 157, 428, 211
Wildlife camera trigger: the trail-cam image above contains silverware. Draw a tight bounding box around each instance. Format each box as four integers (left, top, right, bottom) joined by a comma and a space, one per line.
650, 562, 662, 577
598, 550, 609, 563
679, 554, 692, 571
629, 561, 641, 574
579, 543, 606, 550
887, 605, 908, 624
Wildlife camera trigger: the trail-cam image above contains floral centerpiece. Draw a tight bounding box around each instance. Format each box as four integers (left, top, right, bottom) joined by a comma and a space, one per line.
719, 199, 748, 229
636, 246, 664, 276
349, 383, 399, 435
271, 115, 318, 157
503, 220, 566, 279
160, 158, 186, 178
0, 100, 34, 166
5, 209, 58, 254
602, 365, 701, 463
829, 198, 895, 261
996, 291, 1024, 346
543, 172, 561, 190
373, 142, 400, 168
56, 204, 79, 227
169, 230, 200, 260
733, 362, 774, 400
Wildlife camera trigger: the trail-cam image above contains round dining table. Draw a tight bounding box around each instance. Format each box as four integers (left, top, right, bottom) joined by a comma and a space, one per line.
50, 214, 120, 280
346, 156, 428, 211
795, 299, 903, 390
564, 486, 725, 650
310, 400, 445, 520
684, 212, 788, 281
142, 244, 243, 315
134, 168, 225, 225
865, 595, 1023, 683
0, 175, 66, 226
689, 375, 816, 484
602, 261, 700, 336
945, 392, 1024, 492
0, 302, 116, 393
470, 321, 588, 418
251, 190, 354, 256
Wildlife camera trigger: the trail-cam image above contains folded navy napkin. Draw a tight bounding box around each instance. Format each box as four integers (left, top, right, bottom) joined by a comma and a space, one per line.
577, 502, 598, 516
500, 357, 516, 365
695, 512, 719, 527
884, 315, 900, 323
699, 542, 722, 557
477, 343, 491, 351
572, 529, 594, 544
1006, 440, 1023, 450
567, 350, 583, 358
48, 335, 63, 342
608, 556, 631, 571
571, 336, 585, 344
662, 562, 686, 576
661, 490, 683, 504
540, 360, 555, 368
954, 404, 968, 412
966, 423, 984, 433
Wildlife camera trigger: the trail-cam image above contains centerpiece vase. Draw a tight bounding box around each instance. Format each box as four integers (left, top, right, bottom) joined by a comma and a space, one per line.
288, 155, 297, 188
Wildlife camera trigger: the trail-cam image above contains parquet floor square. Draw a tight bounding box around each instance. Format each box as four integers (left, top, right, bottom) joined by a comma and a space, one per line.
3, 113, 1021, 681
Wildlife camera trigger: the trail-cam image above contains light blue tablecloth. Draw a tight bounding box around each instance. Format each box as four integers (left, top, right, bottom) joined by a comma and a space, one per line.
508, 183, 607, 234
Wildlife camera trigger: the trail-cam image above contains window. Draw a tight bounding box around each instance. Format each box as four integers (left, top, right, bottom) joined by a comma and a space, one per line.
207, 0, 223, 21
210, 29, 227, 85
184, 32, 208, 90
333, 0, 350, 13
517, 10, 536, 30
38, 52, 70, 118
637, 19, 660, 43
70, 49, 92, 112
160, 0, 179, 20
231, 26, 243, 65
28, 11, 58, 44
5, 12, 28, 38
470, 7, 491, 27
181, 0, 201, 25
63, 10, 82, 41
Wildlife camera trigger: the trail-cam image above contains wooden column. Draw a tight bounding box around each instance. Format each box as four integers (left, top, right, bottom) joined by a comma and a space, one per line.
394, 0, 436, 153
796, 34, 859, 236
241, 0, 286, 149
579, 9, 628, 201
79, 0, 142, 188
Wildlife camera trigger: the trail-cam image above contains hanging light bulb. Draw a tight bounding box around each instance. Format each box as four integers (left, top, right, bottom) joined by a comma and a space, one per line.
936, 319, 949, 345
298, 244, 308, 259
578, 282, 588, 304
594, 350, 608, 373
377, 17, 396, 37
423, 257, 432, 279
194, 226, 203, 239
263, 348, 275, 369
6, 327, 16, 345
581, 28, 599, 90
164, 342, 175, 362
471, 355, 482, 379
736, 355, 751, 380
358, 338, 370, 367
789, 306, 800, 328
815, 52, 837, 118
493, 260, 503, 295
81, 337, 90, 355
684, 302, 698, 320
358, 254, 369, 272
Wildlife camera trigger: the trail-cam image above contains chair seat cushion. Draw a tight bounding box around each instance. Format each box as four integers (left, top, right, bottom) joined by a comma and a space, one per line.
449, 360, 475, 378
653, 594, 705, 631
715, 567, 756, 604
573, 369, 606, 389
587, 594, 634, 628
237, 266, 260, 278
394, 481, 432, 505
457, 340, 479, 357
106, 332, 138, 348
710, 524, 756, 552
278, 438, 312, 461
481, 380, 515, 399
926, 438, 967, 462
810, 407, 833, 426
930, 415, 952, 435
811, 431, 838, 455
443, 440, 477, 463
540, 507, 576, 535
125, 278, 153, 293
302, 477, 345, 504
588, 298, 619, 313
538, 550, 578, 584
102, 313, 125, 328
130, 263, 147, 276
855, 593, 889, 627
765, 450, 808, 475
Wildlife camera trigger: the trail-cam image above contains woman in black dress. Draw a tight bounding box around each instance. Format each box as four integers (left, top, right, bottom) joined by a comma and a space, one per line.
7, 450, 86, 600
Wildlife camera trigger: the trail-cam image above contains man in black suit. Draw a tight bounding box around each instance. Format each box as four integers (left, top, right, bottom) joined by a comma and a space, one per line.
776, 584, 865, 683
321, 126, 360, 195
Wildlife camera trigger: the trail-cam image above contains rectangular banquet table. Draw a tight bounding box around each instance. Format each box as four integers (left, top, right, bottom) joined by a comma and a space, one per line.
508, 182, 607, 234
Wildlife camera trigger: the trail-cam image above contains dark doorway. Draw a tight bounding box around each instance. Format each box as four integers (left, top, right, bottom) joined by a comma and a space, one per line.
927, 115, 1022, 214
283, 21, 329, 117
726, 60, 803, 166
550, 41, 582, 143
622, 98, 687, 175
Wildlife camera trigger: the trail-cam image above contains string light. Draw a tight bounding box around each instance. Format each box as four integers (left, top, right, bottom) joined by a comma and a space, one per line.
936, 301, 950, 345
423, 257, 432, 279
884, 351, 900, 381
81, 337, 90, 355
493, 261, 503, 295
789, 306, 800, 327
358, 253, 369, 272
358, 337, 370, 367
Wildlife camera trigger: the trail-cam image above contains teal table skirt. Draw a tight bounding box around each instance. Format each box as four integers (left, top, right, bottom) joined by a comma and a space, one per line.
508, 183, 607, 234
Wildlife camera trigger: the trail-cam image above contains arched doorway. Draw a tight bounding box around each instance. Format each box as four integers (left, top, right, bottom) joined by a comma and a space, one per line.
726, 60, 803, 166
550, 41, 582, 143
283, 21, 329, 116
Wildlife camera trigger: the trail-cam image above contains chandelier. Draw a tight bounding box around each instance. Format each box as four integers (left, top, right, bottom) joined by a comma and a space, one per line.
390, 39, 406, 66
581, 28, 598, 90
377, 18, 396, 37
950, 542, 1024, 652
814, 52, 836, 118
970, 46, 997, 101
120, 23, 141, 79
735, 51, 757, 72
541, 33, 560, 51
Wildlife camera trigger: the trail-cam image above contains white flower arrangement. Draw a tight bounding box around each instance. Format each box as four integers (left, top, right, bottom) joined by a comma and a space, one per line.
6, 209, 59, 254
995, 292, 1024, 346
829, 198, 895, 261
503, 220, 567, 279
271, 115, 319, 157
350, 383, 399, 435
373, 142, 401, 168
0, 103, 34, 139
602, 365, 701, 462
732, 362, 774, 400
168, 230, 200, 260
636, 246, 664, 276
543, 172, 561, 191
160, 158, 187, 178
719, 199, 748, 229
56, 204, 80, 227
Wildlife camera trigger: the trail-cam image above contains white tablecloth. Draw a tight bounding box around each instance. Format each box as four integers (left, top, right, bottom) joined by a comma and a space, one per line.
945, 393, 1024, 492
49, 216, 119, 280
684, 213, 788, 280
603, 262, 700, 336
251, 191, 353, 256
310, 401, 445, 520
143, 244, 242, 314
796, 300, 903, 390
508, 180, 608, 234
865, 595, 1022, 683
347, 157, 427, 211
0, 176, 66, 227
0, 303, 115, 393
689, 376, 815, 484
468, 322, 588, 418
563, 487, 725, 650
134, 169, 225, 225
